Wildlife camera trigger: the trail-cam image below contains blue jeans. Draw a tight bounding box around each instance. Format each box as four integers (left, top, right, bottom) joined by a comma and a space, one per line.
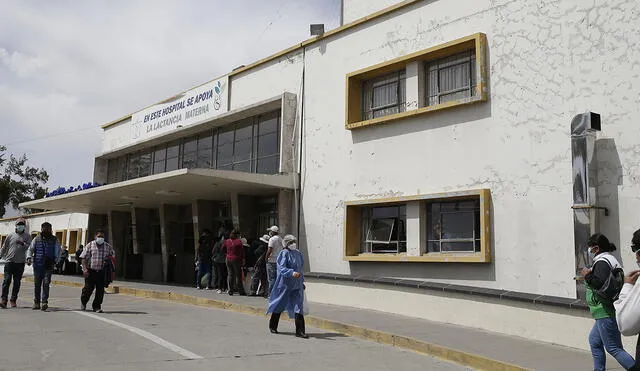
33, 266, 53, 303
266, 262, 277, 298
197, 262, 212, 288
589, 317, 635, 371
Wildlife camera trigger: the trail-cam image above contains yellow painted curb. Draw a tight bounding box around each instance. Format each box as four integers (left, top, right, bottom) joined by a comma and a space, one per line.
13, 277, 530, 371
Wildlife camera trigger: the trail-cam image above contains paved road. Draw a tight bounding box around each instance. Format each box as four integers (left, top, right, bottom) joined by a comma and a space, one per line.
0, 286, 469, 371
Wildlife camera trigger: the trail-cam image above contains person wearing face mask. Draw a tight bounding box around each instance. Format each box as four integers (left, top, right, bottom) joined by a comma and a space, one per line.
79, 230, 115, 313
580, 233, 635, 371
26, 222, 61, 311
614, 229, 640, 371
0, 218, 32, 308
266, 234, 308, 339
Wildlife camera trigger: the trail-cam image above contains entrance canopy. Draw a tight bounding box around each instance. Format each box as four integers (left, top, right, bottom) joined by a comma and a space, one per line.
20, 168, 297, 214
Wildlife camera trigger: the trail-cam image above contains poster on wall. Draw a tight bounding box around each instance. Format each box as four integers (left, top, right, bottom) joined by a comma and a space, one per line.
130, 75, 229, 143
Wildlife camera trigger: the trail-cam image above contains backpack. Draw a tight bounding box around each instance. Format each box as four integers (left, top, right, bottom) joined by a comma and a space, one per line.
593, 255, 625, 302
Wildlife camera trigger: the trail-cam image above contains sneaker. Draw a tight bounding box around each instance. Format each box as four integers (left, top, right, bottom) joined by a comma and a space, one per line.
196, 286, 202, 290
295, 333, 309, 339
81, 304, 86, 311
216, 289, 222, 294
206, 287, 213, 290
228, 291, 234, 296
32, 302, 40, 310
0, 299, 7, 309
41, 303, 48, 311
93, 308, 103, 313
9, 300, 16, 308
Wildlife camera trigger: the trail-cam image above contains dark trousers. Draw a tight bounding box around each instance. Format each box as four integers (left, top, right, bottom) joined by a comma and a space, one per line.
33, 266, 53, 304
2, 262, 25, 301
81, 269, 105, 310
214, 262, 227, 291
226, 259, 245, 294
269, 312, 306, 335
250, 263, 268, 296
197, 261, 212, 288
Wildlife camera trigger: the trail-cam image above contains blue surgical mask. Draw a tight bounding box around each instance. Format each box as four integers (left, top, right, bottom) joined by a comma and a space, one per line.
16, 225, 25, 233
588, 248, 596, 260
96, 237, 105, 245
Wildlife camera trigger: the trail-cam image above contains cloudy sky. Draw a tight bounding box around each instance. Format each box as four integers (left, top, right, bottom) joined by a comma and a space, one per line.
0, 0, 340, 212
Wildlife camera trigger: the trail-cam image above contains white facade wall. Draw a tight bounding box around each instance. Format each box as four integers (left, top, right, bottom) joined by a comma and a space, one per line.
342, 0, 406, 24
102, 118, 132, 153
92, 0, 640, 299
226, 0, 640, 298
0, 212, 89, 247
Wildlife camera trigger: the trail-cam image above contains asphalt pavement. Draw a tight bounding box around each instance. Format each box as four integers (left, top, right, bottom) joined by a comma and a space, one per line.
0, 285, 470, 371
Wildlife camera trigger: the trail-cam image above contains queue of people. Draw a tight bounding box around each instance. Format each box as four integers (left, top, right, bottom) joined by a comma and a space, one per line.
0, 220, 115, 313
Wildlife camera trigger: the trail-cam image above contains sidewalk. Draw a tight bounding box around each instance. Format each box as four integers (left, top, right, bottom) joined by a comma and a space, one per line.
40, 274, 615, 371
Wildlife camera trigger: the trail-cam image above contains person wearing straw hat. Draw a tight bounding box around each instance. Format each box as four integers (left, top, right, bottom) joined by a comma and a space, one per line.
266, 234, 308, 338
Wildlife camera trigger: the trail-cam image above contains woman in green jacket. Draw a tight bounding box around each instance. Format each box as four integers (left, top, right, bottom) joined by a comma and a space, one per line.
581, 233, 635, 371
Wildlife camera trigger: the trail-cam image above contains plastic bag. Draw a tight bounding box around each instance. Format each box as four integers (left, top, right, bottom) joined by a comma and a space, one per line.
302, 291, 310, 315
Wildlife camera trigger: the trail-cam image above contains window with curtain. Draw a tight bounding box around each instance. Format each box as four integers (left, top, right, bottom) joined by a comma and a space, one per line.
426, 49, 477, 106
362, 70, 406, 120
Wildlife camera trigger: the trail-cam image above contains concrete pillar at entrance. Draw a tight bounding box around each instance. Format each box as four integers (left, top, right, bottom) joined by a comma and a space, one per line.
278, 189, 294, 236
230, 192, 240, 230
107, 211, 130, 278
160, 204, 184, 283
130, 208, 140, 255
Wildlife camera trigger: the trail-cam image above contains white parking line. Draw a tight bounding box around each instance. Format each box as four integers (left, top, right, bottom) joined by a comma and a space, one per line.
75, 311, 202, 360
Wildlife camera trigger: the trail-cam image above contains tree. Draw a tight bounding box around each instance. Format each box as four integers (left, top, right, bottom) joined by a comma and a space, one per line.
0, 145, 49, 218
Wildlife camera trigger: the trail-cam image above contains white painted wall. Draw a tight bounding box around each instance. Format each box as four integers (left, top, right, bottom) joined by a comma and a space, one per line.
306, 281, 636, 352
0, 212, 88, 246
102, 118, 132, 153
293, 0, 640, 298
342, 0, 406, 24
90, 0, 640, 299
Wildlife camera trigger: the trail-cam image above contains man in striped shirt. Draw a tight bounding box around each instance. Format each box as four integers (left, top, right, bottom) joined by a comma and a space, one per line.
79, 230, 114, 313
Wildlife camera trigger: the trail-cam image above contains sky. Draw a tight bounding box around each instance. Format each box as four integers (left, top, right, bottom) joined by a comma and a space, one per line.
0, 0, 341, 215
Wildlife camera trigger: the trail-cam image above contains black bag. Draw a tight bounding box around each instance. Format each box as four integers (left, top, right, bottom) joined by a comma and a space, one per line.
594, 257, 624, 302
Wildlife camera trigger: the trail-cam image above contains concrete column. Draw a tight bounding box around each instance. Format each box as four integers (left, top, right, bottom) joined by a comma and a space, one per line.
159, 204, 170, 282
108, 211, 130, 278
405, 61, 424, 111
230, 192, 240, 230
130, 208, 140, 254
93, 158, 108, 184
280, 92, 298, 174
406, 201, 425, 257
277, 189, 294, 236
238, 196, 259, 238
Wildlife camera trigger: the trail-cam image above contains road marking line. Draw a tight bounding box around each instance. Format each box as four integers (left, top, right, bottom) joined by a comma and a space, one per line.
75, 311, 202, 360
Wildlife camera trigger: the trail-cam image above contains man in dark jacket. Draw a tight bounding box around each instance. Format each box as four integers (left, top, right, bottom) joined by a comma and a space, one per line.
249, 235, 269, 297
195, 229, 214, 290
26, 222, 60, 311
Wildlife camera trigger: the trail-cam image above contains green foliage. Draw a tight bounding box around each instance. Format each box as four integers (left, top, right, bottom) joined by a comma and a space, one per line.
0, 145, 49, 217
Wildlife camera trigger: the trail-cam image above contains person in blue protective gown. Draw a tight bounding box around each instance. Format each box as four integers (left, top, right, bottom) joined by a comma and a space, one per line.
266, 234, 308, 338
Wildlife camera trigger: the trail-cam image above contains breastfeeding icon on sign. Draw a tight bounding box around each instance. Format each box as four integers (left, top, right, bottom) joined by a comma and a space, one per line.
131, 118, 142, 139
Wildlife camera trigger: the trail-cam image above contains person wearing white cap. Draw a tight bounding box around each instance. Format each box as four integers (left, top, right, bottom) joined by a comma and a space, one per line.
266, 234, 307, 338
265, 226, 284, 298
